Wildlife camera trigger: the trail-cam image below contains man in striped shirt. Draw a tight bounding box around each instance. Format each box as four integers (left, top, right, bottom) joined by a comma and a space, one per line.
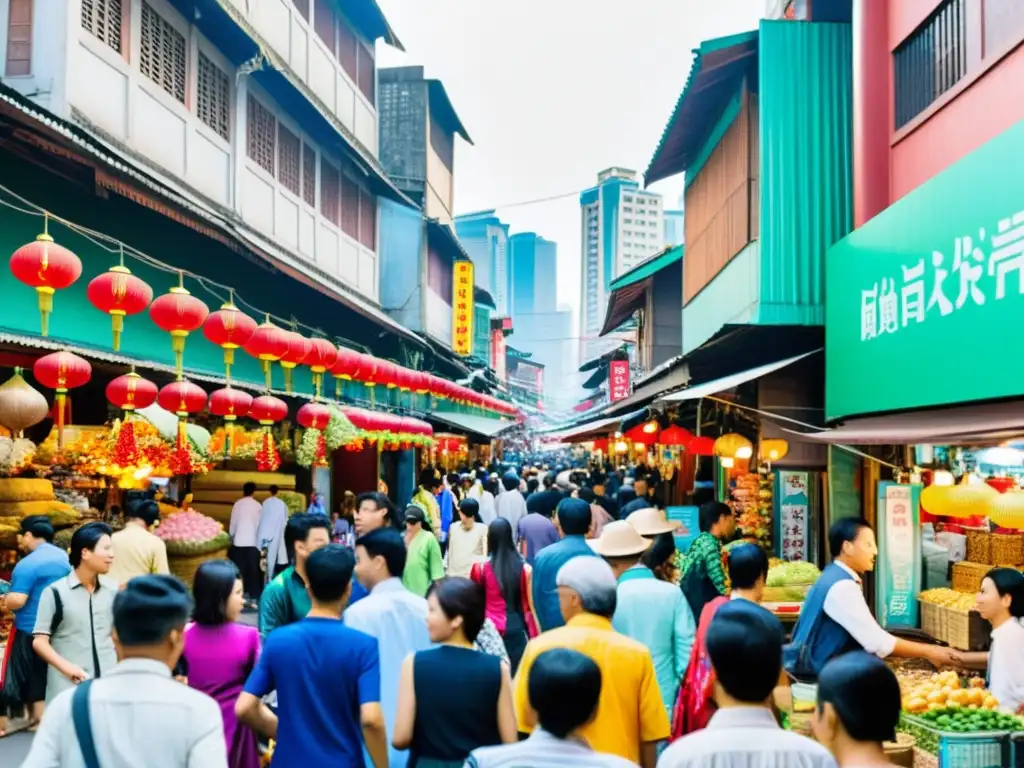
466, 648, 639, 768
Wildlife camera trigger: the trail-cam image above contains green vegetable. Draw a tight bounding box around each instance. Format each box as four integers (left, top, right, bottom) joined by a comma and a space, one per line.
766, 561, 821, 587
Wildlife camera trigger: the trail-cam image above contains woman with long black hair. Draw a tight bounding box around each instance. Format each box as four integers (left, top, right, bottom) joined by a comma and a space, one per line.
958, 567, 1024, 713
470, 518, 537, 673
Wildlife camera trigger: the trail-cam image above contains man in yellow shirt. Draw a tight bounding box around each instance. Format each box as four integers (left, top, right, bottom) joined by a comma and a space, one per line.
411, 468, 442, 538
109, 496, 169, 586
513, 555, 669, 768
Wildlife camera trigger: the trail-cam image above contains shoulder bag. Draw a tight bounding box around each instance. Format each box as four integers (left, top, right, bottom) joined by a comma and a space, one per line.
72, 679, 102, 768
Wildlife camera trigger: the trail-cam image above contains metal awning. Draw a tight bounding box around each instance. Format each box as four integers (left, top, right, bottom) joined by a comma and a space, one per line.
660, 350, 821, 402
431, 412, 516, 439
791, 400, 1024, 445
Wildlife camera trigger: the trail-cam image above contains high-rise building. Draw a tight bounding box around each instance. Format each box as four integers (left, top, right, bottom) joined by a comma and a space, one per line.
664, 194, 685, 246
579, 168, 664, 360
508, 232, 557, 318
454, 210, 510, 316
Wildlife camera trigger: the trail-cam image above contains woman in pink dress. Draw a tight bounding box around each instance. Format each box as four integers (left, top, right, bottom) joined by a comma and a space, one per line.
184, 560, 261, 768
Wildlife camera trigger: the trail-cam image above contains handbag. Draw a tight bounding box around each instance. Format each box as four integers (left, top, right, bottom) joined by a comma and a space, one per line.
72, 679, 102, 768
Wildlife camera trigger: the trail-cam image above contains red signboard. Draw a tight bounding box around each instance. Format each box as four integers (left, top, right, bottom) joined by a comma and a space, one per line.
609, 360, 630, 401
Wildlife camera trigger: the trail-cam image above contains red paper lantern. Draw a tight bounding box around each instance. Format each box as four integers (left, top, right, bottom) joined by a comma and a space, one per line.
87, 264, 153, 351
297, 402, 331, 430
659, 425, 693, 448
158, 380, 207, 418
393, 367, 412, 392
357, 355, 380, 387
244, 317, 291, 390
203, 299, 257, 378
304, 338, 338, 399
375, 360, 399, 390
149, 275, 210, 376
328, 348, 362, 400
689, 436, 716, 456
208, 387, 253, 458
33, 350, 91, 449
10, 225, 83, 337
279, 331, 312, 394
106, 371, 158, 412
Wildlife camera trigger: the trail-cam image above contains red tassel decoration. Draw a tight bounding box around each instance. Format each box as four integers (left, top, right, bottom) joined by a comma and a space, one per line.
113, 420, 139, 466
255, 430, 280, 472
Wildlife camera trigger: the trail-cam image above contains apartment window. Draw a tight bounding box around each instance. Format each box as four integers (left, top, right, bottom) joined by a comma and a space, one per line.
313, 0, 335, 54
984, 0, 1024, 56
247, 94, 276, 176
302, 143, 317, 206
337, 21, 357, 81
140, 3, 186, 103
357, 43, 375, 105
6, 0, 32, 75
81, 0, 123, 54
196, 53, 230, 140
291, 0, 308, 21
320, 158, 340, 224
358, 187, 376, 249
278, 125, 301, 196
340, 172, 359, 238
894, 0, 967, 129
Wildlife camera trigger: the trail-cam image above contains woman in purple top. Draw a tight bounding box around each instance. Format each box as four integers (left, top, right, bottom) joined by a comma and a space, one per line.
184, 559, 261, 768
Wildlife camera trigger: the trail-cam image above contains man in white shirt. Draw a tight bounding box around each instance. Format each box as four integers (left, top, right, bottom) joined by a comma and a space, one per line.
785, 518, 955, 680
229, 482, 263, 603
257, 484, 290, 583
496, 473, 527, 542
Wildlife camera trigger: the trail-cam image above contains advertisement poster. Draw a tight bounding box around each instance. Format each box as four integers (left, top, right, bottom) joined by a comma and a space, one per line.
875, 482, 922, 630
452, 261, 474, 355
666, 506, 700, 553
609, 360, 630, 401
774, 470, 810, 562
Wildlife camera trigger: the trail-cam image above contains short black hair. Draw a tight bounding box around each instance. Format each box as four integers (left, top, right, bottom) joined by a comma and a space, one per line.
70, 522, 112, 568
556, 498, 592, 536
269, 484, 280, 495
356, 528, 407, 578
285, 513, 331, 556
243, 482, 257, 496
728, 544, 770, 590
306, 544, 355, 603
356, 491, 382, 510
459, 498, 480, 520
125, 498, 160, 527
20, 515, 54, 542
113, 574, 192, 646
829, 517, 871, 559
817, 651, 901, 743
577, 487, 596, 504
427, 577, 485, 642
528, 649, 602, 738
419, 468, 441, 490
502, 474, 520, 492
191, 559, 240, 625
641, 532, 677, 571
986, 567, 1024, 619
706, 601, 785, 703
699, 501, 732, 533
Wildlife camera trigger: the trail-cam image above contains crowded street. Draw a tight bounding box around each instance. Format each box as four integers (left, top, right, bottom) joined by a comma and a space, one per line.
3, 0, 1024, 767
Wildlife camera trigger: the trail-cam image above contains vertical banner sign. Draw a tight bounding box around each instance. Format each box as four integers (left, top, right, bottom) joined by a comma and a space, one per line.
774, 470, 810, 562
875, 482, 922, 630
609, 360, 630, 401
490, 326, 507, 381
452, 261, 474, 356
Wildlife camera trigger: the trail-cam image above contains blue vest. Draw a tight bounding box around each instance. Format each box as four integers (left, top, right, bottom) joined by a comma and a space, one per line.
783, 562, 861, 680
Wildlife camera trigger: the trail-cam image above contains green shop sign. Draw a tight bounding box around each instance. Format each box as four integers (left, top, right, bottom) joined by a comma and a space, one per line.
825, 119, 1024, 421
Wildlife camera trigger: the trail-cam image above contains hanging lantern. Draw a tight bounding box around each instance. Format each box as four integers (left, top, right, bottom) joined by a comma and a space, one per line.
86, 255, 153, 351
304, 338, 338, 400
106, 371, 159, 467
297, 401, 331, 430
642, 419, 659, 434
149, 273, 210, 377
203, 297, 257, 381
985, 477, 1016, 494
921, 478, 998, 519
625, 423, 657, 446
33, 351, 91, 450
374, 360, 399, 390
0, 368, 49, 436
759, 438, 790, 462
413, 371, 430, 395
250, 395, 288, 472
394, 366, 413, 392
157, 380, 207, 476
713, 433, 753, 459
658, 425, 693, 447
328, 347, 362, 400
689, 436, 716, 456
10, 219, 83, 337
208, 387, 253, 458
988, 491, 1024, 530
243, 317, 290, 390
279, 330, 312, 394
357, 355, 380, 406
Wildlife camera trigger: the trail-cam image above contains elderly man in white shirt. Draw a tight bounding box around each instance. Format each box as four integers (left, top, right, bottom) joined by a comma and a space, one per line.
257, 484, 290, 583
785, 518, 955, 681
229, 481, 263, 603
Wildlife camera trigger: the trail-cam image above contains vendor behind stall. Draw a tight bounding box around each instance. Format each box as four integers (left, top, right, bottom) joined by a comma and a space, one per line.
785, 518, 956, 680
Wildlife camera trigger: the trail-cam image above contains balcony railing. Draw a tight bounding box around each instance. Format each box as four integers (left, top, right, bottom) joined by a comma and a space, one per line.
894, 0, 968, 129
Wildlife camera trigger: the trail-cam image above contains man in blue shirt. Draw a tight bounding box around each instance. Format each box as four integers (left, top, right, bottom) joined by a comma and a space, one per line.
346, 528, 433, 768
532, 498, 596, 632
0, 515, 70, 731
237, 544, 387, 767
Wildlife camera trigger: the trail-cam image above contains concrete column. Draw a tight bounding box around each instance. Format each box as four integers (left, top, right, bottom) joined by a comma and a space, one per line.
852, 0, 891, 227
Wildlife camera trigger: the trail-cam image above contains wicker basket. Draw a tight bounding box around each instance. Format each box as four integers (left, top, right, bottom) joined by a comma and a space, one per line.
944, 606, 991, 652
912, 746, 937, 768
952, 561, 992, 594
919, 600, 947, 643
991, 533, 1024, 567
168, 547, 229, 587
965, 528, 991, 564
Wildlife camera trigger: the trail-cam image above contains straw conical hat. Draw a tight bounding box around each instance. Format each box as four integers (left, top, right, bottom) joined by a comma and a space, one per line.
588, 520, 652, 558
628, 507, 677, 537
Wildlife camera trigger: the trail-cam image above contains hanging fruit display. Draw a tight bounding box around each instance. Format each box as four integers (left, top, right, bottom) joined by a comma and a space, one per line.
0, 368, 49, 436
249, 395, 288, 471
203, 297, 257, 381
86, 256, 153, 351
32, 350, 92, 450
244, 317, 290, 390
207, 387, 253, 458
106, 371, 159, 466
157, 380, 207, 475
149, 273, 210, 376
10, 218, 83, 336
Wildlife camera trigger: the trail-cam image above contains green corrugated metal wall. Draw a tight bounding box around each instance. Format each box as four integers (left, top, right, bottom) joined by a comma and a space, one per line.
757, 20, 853, 326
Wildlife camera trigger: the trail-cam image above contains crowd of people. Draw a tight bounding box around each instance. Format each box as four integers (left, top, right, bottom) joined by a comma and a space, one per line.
1, 460, 1021, 767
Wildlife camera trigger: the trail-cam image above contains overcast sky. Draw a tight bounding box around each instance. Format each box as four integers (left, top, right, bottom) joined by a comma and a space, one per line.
376, 0, 764, 336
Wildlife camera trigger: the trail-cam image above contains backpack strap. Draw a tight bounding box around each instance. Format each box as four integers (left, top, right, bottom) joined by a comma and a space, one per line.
72, 679, 102, 768
50, 584, 64, 635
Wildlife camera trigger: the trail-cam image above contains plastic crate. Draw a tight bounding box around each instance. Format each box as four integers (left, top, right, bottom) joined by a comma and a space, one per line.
902, 715, 1012, 768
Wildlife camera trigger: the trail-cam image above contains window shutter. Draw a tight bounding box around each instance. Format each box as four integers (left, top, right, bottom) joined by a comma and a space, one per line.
320, 158, 340, 225
5, 0, 32, 76
358, 188, 376, 249
196, 53, 230, 140
140, 3, 186, 103
357, 43, 374, 105
302, 144, 317, 207
246, 95, 276, 176
340, 173, 358, 238
81, 0, 123, 54
277, 125, 301, 196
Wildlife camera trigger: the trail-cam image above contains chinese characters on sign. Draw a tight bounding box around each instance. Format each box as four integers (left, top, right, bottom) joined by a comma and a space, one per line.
490, 326, 507, 382
876, 482, 921, 630
452, 261, 475, 356
776, 471, 809, 562
859, 211, 1024, 342
608, 360, 630, 401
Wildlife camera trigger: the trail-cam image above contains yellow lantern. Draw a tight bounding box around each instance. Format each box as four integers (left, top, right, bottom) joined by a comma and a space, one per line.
759, 439, 790, 462
714, 432, 752, 459
988, 491, 1024, 530
921, 478, 998, 518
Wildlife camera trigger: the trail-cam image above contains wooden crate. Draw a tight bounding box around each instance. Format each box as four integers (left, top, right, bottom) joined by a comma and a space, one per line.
952, 561, 991, 594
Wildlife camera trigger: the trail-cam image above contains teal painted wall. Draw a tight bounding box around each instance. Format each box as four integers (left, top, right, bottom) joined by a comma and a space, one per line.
757, 19, 853, 327
682, 241, 760, 355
